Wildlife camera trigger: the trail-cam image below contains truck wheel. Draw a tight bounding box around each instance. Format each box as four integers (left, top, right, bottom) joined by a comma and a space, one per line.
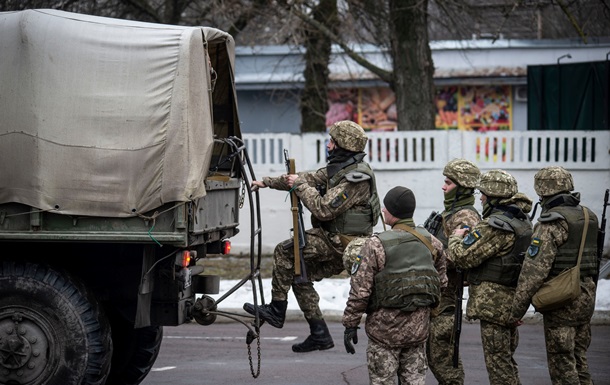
0, 261, 112, 385
106, 310, 163, 385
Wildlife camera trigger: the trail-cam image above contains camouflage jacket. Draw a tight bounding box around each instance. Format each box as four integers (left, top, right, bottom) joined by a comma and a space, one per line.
342, 227, 447, 348
435, 207, 481, 316
510, 215, 596, 327
263, 167, 373, 247
448, 194, 532, 325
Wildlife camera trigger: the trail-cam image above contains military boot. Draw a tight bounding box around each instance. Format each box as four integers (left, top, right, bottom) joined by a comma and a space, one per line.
243, 300, 287, 328
291, 319, 334, 353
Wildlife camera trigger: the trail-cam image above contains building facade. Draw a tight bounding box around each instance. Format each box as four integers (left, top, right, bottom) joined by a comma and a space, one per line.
234, 38, 610, 133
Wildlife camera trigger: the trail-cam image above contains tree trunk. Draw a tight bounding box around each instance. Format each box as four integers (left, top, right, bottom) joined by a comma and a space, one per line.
300, 0, 338, 133
389, 0, 436, 131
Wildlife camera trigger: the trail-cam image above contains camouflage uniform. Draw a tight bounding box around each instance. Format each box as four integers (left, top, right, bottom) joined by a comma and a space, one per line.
263, 166, 375, 316
343, 217, 448, 385
448, 170, 533, 385
510, 167, 598, 385
427, 158, 481, 385
244, 120, 381, 353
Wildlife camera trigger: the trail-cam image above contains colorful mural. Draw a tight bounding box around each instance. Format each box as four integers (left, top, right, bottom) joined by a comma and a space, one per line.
326, 85, 512, 131
326, 88, 397, 131
458, 85, 512, 131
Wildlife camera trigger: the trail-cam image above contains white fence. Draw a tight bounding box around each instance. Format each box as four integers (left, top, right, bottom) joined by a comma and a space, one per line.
234, 130, 610, 255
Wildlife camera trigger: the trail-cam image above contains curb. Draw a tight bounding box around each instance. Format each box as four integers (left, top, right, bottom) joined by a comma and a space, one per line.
209, 309, 610, 325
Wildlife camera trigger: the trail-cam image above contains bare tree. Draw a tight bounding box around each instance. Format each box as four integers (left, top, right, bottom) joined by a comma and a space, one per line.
3, 0, 608, 132
294, 0, 339, 133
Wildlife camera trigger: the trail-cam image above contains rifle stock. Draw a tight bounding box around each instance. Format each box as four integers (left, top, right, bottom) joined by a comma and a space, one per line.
285, 150, 308, 283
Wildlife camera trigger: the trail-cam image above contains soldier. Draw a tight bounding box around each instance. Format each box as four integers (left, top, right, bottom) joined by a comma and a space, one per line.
510, 166, 598, 385
243, 120, 381, 353
426, 158, 481, 385
342, 186, 447, 385
448, 170, 533, 385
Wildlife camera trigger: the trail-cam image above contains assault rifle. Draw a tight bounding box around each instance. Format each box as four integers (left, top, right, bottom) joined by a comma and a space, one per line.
284, 149, 308, 284
424, 210, 448, 247
453, 225, 469, 368
423, 211, 443, 236
453, 268, 464, 368
596, 189, 609, 283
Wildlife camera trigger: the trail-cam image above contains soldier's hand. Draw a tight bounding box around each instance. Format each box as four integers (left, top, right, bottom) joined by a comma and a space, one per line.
251, 180, 266, 192
284, 174, 298, 188
344, 327, 359, 354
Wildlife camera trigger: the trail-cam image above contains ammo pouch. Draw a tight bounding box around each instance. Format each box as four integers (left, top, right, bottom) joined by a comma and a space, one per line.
321, 207, 373, 235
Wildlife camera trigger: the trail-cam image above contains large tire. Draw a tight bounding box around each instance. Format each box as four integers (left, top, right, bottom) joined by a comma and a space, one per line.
0, 260, 112, 385
106, 309, 163, 385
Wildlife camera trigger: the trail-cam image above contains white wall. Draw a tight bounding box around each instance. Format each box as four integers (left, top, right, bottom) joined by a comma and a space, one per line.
232, 130, 610, 257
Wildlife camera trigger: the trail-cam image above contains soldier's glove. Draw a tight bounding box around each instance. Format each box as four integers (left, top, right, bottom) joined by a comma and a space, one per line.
344, 327, 359, 354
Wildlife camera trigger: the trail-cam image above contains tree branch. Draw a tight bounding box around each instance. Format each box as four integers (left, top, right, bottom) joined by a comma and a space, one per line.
289, 5, 393, 83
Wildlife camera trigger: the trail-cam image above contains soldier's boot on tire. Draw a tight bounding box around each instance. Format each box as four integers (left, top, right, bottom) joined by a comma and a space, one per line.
243, 300, 287, 328
292, 318, 334, 353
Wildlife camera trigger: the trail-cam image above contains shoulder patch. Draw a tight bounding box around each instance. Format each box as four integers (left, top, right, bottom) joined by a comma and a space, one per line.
538, 212, 565, 223
463, 229, 482, 246
527, 237, 541, 257
331, 191, 349, 208
351, 254, 363, 275
345, 171, 371, 182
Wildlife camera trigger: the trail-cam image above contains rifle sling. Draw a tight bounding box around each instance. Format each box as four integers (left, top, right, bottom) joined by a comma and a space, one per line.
393, 224, 436, 257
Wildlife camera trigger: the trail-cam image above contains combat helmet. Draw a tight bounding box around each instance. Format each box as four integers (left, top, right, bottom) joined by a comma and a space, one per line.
443, 158, 480, 188
478, 169, 518, 198
329, 120, 368, 152
534, 166, 574, 197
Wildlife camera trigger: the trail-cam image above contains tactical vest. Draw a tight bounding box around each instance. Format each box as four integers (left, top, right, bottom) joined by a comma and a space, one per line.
538, 204, 598, 279
467, 205, 533, 287
368, 229, 441, 313
320, 162, 380, 235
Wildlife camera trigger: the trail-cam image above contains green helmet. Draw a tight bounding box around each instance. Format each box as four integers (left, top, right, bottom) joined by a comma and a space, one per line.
443, 158, 480, 188
534, 166, 574, 197
329, 120, 368, 152
478, 169, 518, 198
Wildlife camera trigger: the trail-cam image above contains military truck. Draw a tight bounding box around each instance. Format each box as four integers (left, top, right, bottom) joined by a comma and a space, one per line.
0, 9, 260, 385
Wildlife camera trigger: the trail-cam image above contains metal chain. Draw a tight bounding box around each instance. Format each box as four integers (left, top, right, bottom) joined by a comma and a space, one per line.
247, 334, 261, 378
239, 179, 246, 209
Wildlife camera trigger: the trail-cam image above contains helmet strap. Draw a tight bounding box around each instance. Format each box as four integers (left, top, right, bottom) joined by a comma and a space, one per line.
529, 201, 540, 221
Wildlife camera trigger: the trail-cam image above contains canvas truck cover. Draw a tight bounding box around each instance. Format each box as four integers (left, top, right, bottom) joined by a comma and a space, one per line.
0, 9, 239, 217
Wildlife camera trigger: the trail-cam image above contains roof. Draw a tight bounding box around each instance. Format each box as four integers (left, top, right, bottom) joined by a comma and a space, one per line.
235, 38, 610, 89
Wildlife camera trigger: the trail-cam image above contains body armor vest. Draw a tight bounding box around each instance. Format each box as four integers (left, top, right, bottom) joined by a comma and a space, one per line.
368, 229, 441, 313
320, 162, 380, 235
467, 205, 533, 287
538, 204, 598, 279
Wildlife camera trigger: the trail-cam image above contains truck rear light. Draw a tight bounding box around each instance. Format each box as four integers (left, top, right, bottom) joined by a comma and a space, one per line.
222, 240, 231, 255
180, 250, 192, 267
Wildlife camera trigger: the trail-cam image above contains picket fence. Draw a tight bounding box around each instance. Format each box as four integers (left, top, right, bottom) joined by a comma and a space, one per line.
234, 130, 610, 254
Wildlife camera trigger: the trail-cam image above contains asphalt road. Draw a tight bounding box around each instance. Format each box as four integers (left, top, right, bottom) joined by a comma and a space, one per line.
140, 318, 610, 385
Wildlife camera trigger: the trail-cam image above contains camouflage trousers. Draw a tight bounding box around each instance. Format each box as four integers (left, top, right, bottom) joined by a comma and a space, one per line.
426, 312, 464, 385
270, 227, 344, 320
480, 320, 521, 385
543, 320, 593, 385
367, 339, 427, 385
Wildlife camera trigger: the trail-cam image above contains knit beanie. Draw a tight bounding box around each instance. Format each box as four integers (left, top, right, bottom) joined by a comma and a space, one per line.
383, 186, 416, 219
